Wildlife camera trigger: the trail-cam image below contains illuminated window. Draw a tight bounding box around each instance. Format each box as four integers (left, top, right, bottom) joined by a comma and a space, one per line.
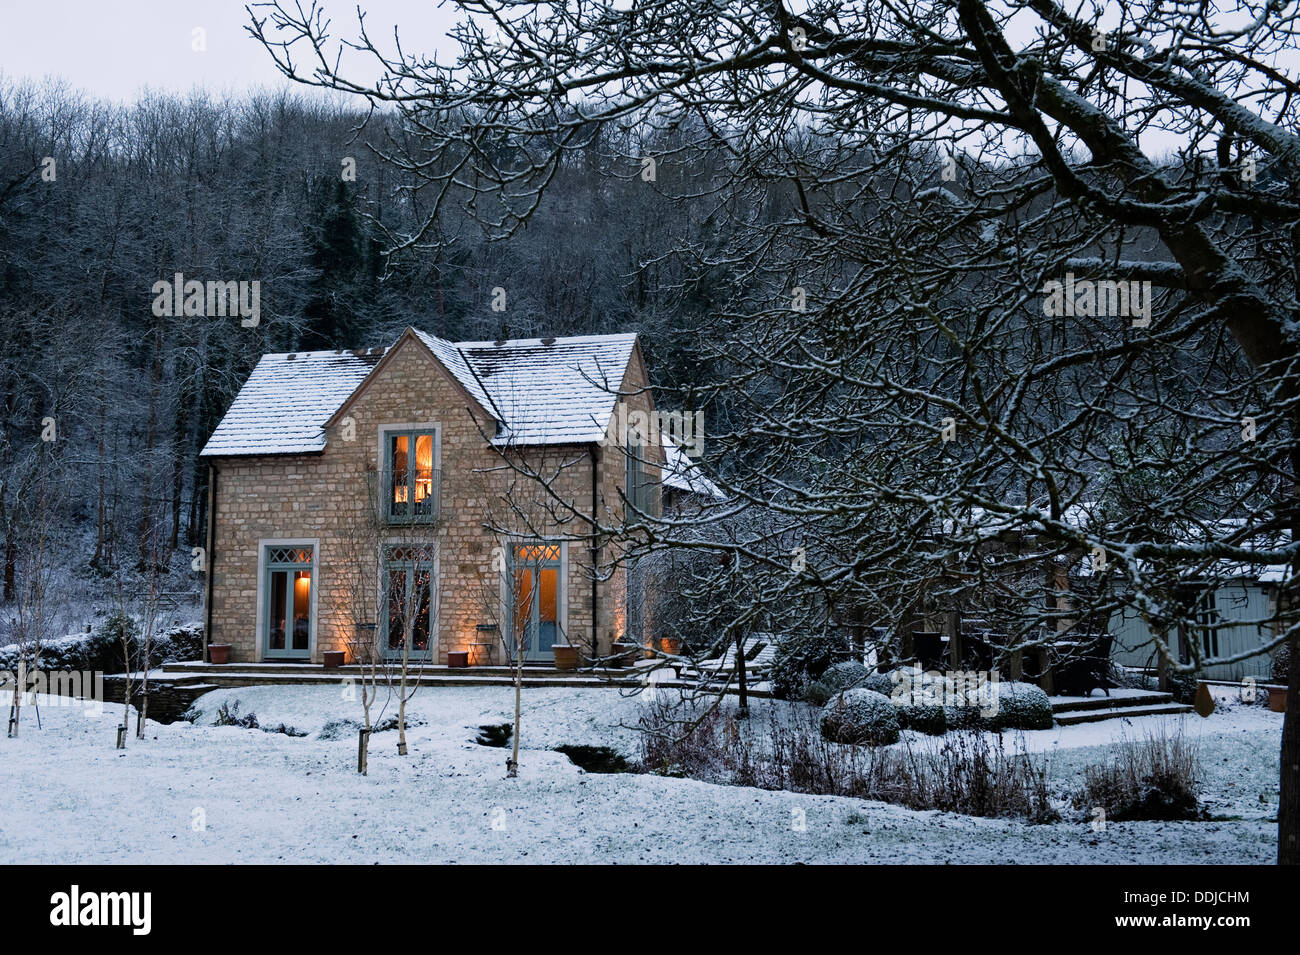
383, 544, 436, 659
385, 429, 438, 522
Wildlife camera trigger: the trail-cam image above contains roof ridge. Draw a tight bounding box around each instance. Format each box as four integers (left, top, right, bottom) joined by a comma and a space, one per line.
454, 331, 639, 347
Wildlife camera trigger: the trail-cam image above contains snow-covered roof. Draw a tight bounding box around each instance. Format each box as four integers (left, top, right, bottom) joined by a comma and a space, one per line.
661, 434, 725, 500
459, 333, 639, 446
200, 348, 385, 456
411, 328, 495, 413
201, 329, 639, 456
940, 503, 1291, 584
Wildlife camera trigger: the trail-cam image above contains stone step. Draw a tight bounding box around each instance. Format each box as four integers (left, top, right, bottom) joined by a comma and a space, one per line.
1050, 692, 1176, 714
158, 669, 614, 691
1054, 703, 1194, 725
160, 660, 618, 680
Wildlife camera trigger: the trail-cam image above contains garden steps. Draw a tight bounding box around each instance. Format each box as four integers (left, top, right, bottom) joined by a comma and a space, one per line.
1050, 691, 1179, 714
163, 660, 607, 678
158, 661, 625, 691
161, 670, 611, 690
1053, 701, 1194, 725
155, 660, 775, 698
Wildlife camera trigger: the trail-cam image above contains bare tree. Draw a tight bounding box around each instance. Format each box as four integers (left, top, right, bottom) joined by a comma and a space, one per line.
335, 485, 383, 773
134, 515, 165, 739
249, 0, 1300, 861
4, 448, 56, 738
379, 539, 437, 757
464, 456, 576, 778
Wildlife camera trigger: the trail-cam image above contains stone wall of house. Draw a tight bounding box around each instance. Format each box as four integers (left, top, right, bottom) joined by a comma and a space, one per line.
597, 347, 663, 652
207, 334, 654, 665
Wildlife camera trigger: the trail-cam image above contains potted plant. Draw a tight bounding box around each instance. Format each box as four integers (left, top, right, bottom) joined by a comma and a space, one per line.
660, 636, 683, 656
208, 643, 232, 665
552, 642, 579, 671
323, 650, 345, 668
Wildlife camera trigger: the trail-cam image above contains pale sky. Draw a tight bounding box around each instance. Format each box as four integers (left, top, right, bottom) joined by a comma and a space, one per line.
0, 0, 461, 103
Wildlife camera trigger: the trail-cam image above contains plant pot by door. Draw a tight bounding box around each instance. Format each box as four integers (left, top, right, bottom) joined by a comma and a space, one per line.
208, 644, 231, 665
661, 637, 683, 656
323, 650, 345, 669
1269, 685, 1288, 713
552, 644, 579, 671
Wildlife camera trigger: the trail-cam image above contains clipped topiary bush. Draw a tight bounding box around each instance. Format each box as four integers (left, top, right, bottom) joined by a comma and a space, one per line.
896, 702, 947, 735
804, 680, 835, 706
941, 680, 1052, 731
863, 669, 900, 698
821, 660, 870, 692
820, 689, 901, 746
986, 681, 1054, 730
944, 703, 984, 730
771, 631, 855, 699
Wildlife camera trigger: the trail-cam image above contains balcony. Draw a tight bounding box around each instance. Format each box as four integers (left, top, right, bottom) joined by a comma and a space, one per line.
372, 467, 441, 525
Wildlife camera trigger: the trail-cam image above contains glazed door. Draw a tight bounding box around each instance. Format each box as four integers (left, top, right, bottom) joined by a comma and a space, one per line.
382, 544, 437, 661
511, 543, 561, 662
264, 546, 313, 659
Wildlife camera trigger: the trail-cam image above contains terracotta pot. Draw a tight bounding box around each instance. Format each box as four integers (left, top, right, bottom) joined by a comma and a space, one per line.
552, 644, 579, 671
661, 637, 683, 656
447, 651, 469, 669
323, 650, 345, 669
208, 644, 231, 665
1268, 685, 1288, 713
609, 643, 635, 667
1193, 681, 1215, 717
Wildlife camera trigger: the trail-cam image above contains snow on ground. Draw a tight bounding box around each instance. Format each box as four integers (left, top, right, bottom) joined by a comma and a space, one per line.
0, 684, 1281, 864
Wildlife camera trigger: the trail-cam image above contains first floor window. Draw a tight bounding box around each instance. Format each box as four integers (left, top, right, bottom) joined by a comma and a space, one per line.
385, 429, 438, 522
384, 544, 436, 658
625, 440, 660, 519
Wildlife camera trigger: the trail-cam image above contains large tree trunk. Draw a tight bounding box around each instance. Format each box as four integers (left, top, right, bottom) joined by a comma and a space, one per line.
1276, 425, 1300, 863
1281, 624, 1300, 864
734, 631, 748, 718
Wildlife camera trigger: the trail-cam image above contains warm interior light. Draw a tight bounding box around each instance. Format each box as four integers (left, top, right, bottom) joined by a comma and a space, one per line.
415, 434, 434, 503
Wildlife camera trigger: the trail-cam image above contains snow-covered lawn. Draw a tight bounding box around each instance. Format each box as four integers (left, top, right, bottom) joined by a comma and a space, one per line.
0, 684, 1281, 864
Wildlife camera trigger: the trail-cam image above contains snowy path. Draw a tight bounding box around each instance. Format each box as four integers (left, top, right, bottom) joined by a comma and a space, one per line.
0, 686, 1280, 864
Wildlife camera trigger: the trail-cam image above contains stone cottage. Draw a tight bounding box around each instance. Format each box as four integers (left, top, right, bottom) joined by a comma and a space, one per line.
198, 326, 699, 666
